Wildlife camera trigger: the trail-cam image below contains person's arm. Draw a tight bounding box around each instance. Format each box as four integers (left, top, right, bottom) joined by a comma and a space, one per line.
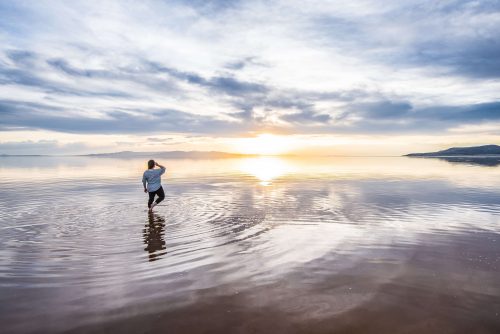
155, 162, 166, 175
142, 172, 147, 192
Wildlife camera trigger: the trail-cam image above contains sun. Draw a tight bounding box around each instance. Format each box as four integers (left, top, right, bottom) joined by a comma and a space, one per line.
234, 134, 292, 155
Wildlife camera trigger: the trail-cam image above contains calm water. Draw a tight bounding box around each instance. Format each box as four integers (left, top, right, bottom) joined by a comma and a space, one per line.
1, 156, 500, 333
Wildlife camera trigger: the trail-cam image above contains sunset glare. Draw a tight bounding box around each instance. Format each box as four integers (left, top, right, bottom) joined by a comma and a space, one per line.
233, 134, 294, 155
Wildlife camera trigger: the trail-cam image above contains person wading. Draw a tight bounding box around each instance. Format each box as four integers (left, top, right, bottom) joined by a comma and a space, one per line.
142, 160, 166, 212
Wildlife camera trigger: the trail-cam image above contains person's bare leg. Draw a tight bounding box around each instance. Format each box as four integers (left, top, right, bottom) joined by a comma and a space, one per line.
149, 202, 157, 211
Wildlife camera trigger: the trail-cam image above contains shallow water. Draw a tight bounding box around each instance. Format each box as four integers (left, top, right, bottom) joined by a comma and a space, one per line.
1, 156, 500, 333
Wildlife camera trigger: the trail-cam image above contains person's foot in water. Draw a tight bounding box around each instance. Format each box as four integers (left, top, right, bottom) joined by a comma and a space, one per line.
149, 202, 157, 212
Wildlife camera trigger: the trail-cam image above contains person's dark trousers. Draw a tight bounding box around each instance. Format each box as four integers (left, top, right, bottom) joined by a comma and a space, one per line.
148, 186, 165, 208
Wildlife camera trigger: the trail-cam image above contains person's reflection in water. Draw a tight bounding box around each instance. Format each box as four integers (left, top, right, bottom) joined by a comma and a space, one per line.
143, 213, 167, 262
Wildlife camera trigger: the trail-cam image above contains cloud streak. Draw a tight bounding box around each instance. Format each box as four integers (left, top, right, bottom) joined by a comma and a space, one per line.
0, 0, 499, 154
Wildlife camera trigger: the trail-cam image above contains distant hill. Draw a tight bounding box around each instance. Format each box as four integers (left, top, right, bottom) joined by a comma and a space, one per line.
0, 154, 44, 157
83, 150, 256, 159
406, 145, 500, 157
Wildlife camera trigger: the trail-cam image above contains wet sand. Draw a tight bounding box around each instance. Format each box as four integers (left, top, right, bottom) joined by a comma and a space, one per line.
67, 231, 500, 334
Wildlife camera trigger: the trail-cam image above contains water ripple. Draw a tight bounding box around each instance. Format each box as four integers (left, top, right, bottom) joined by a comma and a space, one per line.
1, 157, 500, 333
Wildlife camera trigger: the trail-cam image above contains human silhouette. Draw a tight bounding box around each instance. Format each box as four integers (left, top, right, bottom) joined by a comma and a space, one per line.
142, 160, 166, 211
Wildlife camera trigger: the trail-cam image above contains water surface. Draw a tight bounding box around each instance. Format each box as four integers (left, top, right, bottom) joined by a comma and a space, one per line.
1, 156, 499, 333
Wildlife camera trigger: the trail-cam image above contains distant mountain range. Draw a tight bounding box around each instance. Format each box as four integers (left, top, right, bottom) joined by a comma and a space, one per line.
82, 150, 256, 159
0, 154, 43, 157
406, 145, 500, 157
1, 150, 256, 158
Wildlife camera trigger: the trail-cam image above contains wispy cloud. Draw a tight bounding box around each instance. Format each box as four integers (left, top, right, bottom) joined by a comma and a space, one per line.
0, 139, 88, 155
0, 0, 499, 154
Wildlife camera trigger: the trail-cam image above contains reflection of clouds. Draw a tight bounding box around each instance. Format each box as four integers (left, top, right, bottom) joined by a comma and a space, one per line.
436, 156, 500, 167
2, 156, 500, 190
2, 156, 500, 333
226, 175, 500, 274
311, 179, 500, 228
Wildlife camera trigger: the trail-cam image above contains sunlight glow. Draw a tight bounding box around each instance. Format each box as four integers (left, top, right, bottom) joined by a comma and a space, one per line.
238, 156, 294, 186
233, 134, 294, 155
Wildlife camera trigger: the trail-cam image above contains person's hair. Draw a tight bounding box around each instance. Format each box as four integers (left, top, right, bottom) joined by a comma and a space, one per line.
148, 159, 155, 169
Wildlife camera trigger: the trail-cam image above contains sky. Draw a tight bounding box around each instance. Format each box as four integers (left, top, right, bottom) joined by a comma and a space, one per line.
0, 0, 499, 156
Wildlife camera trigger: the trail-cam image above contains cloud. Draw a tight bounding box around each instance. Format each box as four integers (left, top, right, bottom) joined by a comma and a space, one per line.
47, 58, 110, 78
0, 0, 499, 151
0, 99, 256, 135
282, 111, 331, 124
2, 95, 499, 137
6, 49, 37, 66
147, 137, 175, 143
328, 100, 500, 134
0, 139, 88, 155
142, 60, 268, 96
224, 57, 256, 70
1, 51, 142, 98
307, 1, 500, 79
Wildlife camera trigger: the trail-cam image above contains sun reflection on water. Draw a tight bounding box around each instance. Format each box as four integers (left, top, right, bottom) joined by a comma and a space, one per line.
238, 156, 294, 186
